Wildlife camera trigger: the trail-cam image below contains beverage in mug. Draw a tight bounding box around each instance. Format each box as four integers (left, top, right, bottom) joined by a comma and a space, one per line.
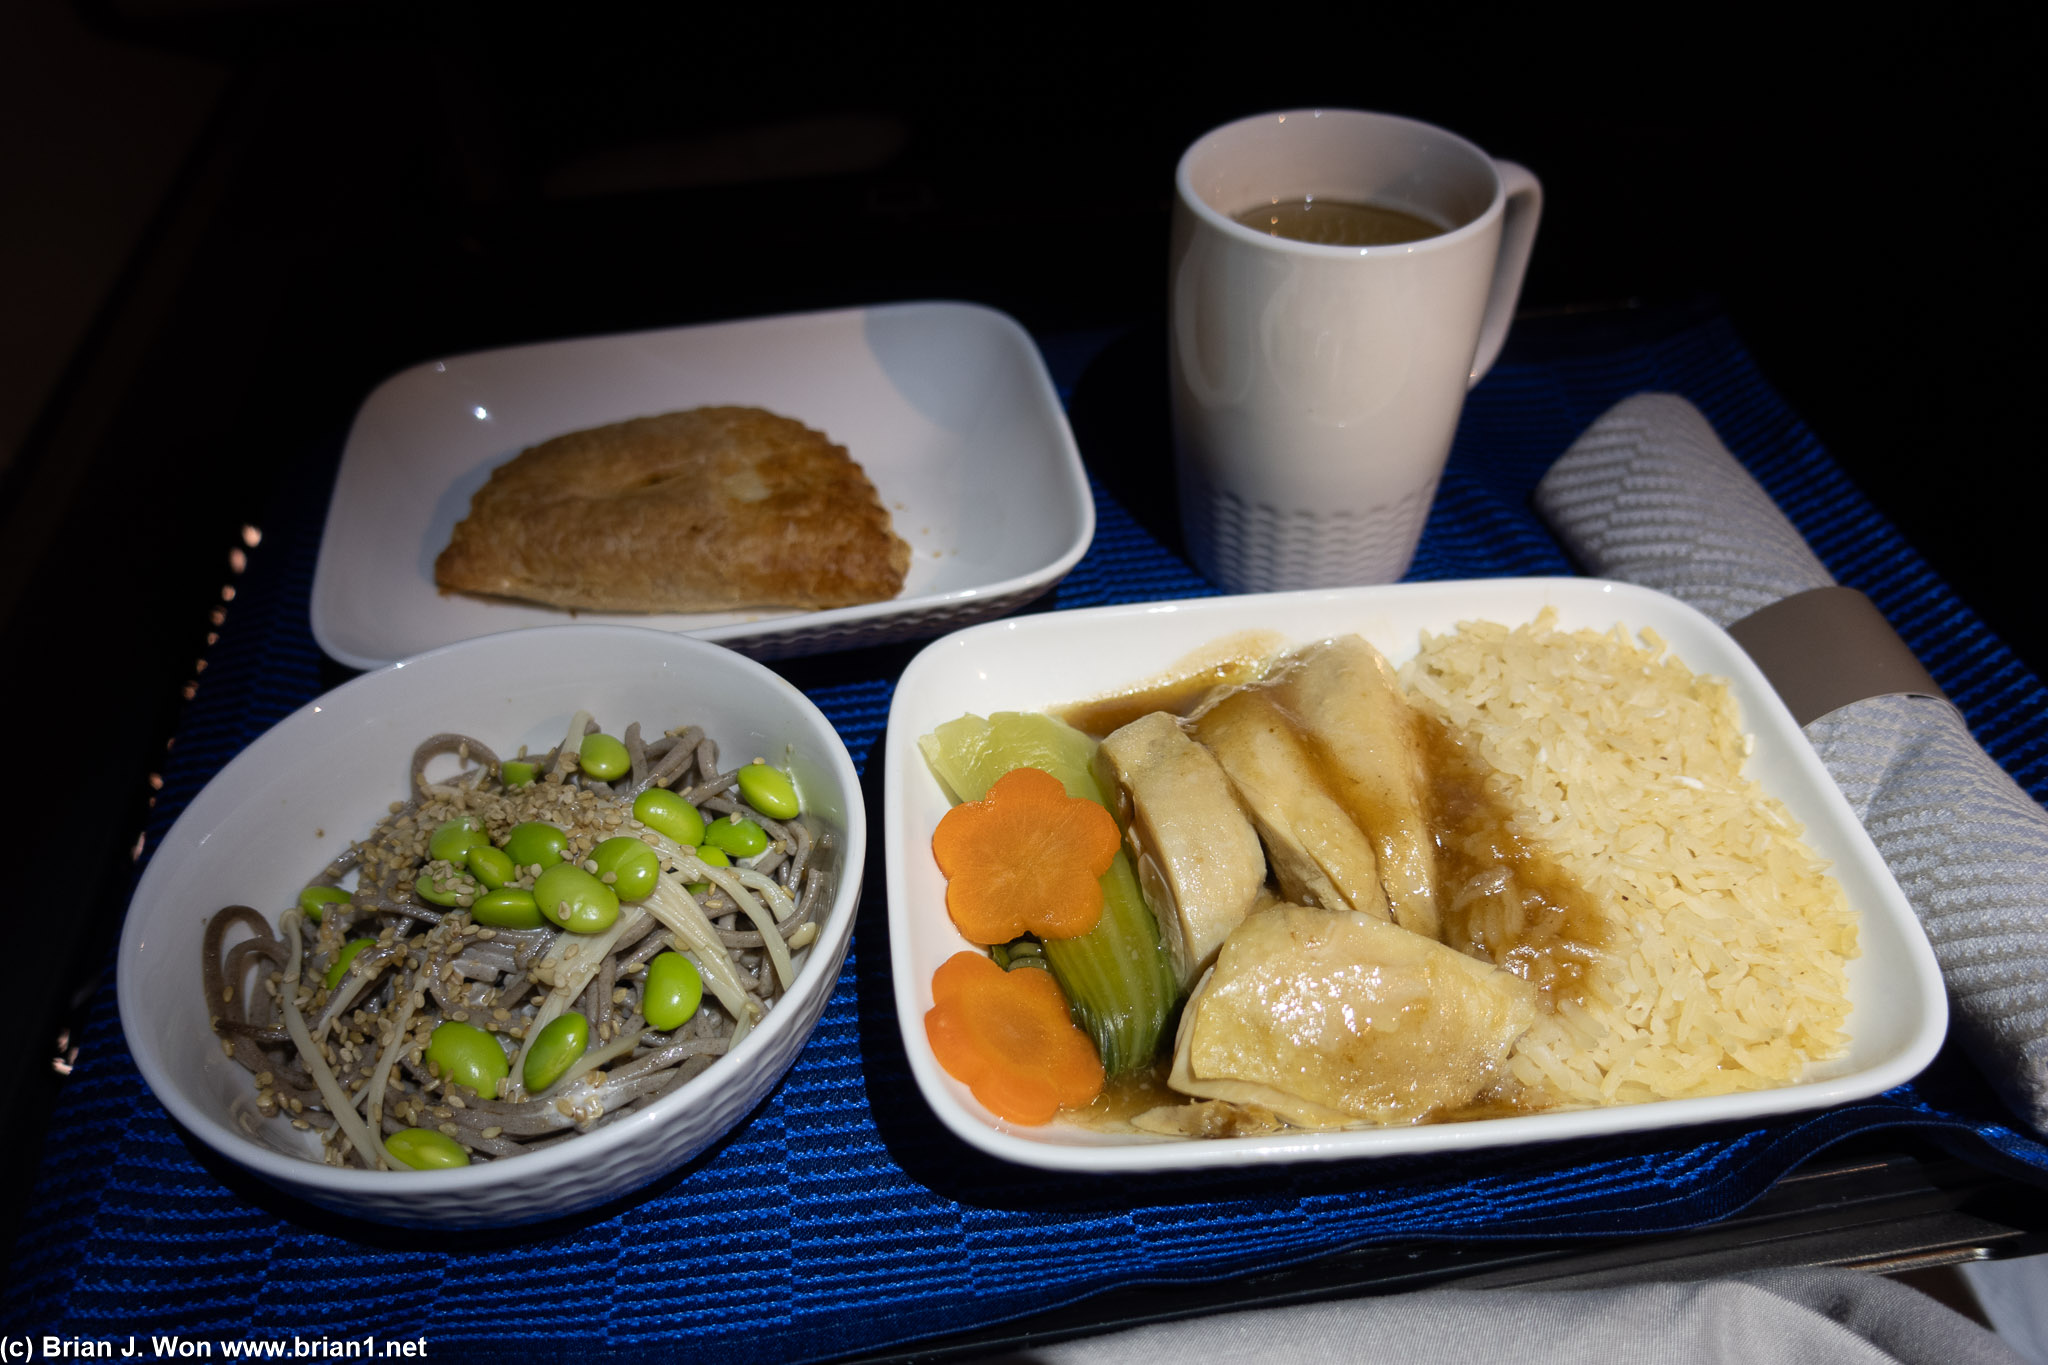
1231, 197, 1445, 247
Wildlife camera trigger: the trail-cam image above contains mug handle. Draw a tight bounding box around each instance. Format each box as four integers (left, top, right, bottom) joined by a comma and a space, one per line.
1468, 160, 1543, 387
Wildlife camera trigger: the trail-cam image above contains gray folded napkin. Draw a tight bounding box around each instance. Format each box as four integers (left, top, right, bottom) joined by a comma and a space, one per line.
1536, 393, 2048, 1132
994, 1268, 2022, 1364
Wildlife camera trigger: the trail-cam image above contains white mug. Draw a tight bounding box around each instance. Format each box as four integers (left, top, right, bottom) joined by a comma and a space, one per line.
1170, 109, 1542, 591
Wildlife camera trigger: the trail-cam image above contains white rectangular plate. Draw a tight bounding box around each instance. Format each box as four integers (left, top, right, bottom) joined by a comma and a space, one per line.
311, 302, 1094, 668
883, 578, 1948, 1172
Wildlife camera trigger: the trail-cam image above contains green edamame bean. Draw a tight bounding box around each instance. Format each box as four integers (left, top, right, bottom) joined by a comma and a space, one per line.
684, 844, 728, 895
579, 732, 630, 781
385, 1127, 470, 1169
414, 865, 473, 907
504, 821, 568, 871
465, 843, 515, 890
703, 816, 768, 859
736, 762, 801, 820
428, 816, 487, 862
324, 938, 373, 990
522, 1012, 589, 1093
631, 787, 705, 846
472, 887, 544, 930
501, 759, 538, 787
299, 885, 351, 921
425, 1019, 508, 1099
591, 836, 659, 902
643, 952, 703, 1032
532, 863, 619, 933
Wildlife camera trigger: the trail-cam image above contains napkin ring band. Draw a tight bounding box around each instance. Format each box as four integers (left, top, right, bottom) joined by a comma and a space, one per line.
1727, 586, 1948, 727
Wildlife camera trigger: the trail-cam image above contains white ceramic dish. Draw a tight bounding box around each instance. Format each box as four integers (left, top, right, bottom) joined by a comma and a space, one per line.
310, 302, 1094, 669
883, 578, 1948, 1172
119, 625, 864, 1227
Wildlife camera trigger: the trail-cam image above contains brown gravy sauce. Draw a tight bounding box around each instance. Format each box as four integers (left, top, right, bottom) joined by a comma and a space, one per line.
1074, 1060, 1179, 1128
1055, 631, 1284, 739
1414, 710, 1609, 1009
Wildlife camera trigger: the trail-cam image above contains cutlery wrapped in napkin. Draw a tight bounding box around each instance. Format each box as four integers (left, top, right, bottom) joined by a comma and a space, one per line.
1536, 392, 2048, 1132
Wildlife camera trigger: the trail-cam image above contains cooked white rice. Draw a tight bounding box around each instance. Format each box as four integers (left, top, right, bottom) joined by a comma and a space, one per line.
1399, 610, 1857, 1106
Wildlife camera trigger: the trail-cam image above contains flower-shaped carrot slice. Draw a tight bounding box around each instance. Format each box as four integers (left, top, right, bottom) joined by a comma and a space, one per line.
931, 765, 1121, 944
926, 951, 1104, 1123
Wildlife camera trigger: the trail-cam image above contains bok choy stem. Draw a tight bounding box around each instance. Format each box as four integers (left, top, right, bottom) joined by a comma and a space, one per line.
921, 712, 1181, 1075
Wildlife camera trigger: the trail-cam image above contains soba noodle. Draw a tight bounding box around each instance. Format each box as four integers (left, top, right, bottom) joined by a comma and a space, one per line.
201, 714, 834, 1171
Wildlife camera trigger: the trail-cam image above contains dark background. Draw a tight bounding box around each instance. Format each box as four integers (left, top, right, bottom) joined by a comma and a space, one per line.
1, 1, 2039, 1266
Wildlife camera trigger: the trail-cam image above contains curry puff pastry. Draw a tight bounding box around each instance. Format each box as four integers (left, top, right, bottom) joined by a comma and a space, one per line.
434, 405, 911, 612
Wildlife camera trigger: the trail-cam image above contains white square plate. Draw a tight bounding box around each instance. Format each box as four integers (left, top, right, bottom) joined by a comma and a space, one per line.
311, 302, 1094, 668
883, 578, 1948, 1172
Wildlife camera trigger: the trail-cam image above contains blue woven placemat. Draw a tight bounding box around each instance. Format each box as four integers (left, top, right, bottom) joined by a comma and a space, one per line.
7, 307, 2046, 1361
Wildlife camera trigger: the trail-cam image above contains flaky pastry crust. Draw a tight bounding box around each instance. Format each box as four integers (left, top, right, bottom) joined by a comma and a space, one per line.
434, 406, 911, 612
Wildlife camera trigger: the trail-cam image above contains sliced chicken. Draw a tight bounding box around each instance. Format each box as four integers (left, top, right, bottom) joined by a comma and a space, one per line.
1266, 636, 1441, 939
1095, 711, 1269, 987
1168, 902, 1537, 1128
1189, 686, 1392, 921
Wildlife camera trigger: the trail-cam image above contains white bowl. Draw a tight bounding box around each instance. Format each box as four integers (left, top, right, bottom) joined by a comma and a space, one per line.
119, 625, 864, 1227
310, 302, 1095, 667
883, 579, 1947, 1172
